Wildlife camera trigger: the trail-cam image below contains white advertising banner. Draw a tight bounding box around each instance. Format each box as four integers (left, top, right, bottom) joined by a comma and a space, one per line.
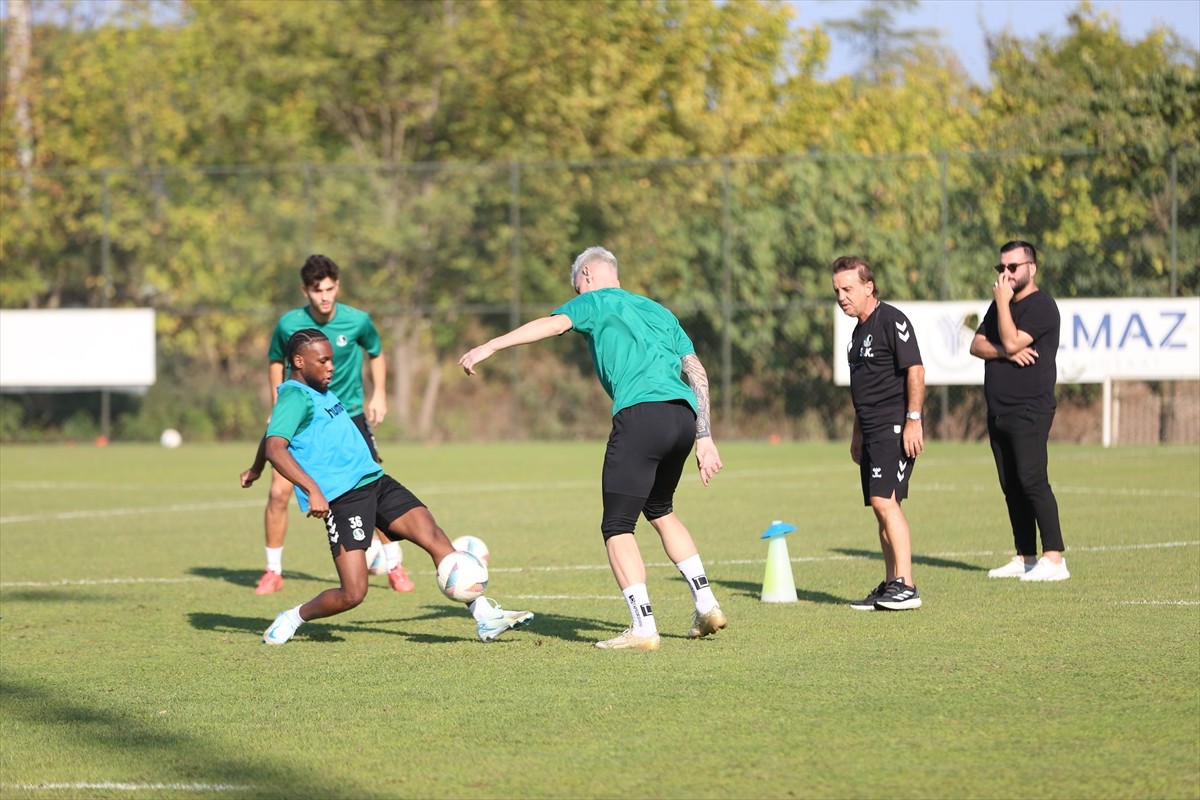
0, 308, 157, 390
834, 297, 1200, 386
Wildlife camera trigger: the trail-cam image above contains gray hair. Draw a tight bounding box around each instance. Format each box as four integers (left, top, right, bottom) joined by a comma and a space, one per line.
570, 246, 618, 290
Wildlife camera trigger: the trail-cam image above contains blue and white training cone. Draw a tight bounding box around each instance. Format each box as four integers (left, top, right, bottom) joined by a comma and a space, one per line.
760, 520, 798, 603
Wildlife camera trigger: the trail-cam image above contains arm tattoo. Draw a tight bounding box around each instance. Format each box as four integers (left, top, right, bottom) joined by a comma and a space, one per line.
681, 354, 713, 439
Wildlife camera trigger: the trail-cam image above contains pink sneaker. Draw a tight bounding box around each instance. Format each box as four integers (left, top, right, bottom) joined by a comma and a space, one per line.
388, 565, 415, 593
254, 570, 283, 595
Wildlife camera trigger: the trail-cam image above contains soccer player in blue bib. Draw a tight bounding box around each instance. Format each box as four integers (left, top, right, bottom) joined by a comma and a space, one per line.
241, 329, 533, 645
256, 254, 414, 596
459, 246, 726, 651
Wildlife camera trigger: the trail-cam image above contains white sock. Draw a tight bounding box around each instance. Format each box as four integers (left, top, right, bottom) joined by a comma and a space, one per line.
622, 583, 657, 635
265, 547, 283, 575
676, 554, 718, 614
468, 597, 497, 622
383, 541, 402, 570
286, 605, 304, 626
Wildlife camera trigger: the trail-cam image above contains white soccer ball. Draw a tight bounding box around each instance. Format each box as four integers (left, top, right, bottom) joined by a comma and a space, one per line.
364, 537, 389, 575
436, 550, 488, 603
451, 534, 490, 565
159, 428, 182, 449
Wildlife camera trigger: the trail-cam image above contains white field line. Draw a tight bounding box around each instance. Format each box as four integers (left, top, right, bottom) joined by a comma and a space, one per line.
1, 577, 206, 588
2, 782, 251, 792
4, 540, 1196, 590
0, 499, 264, 524
3, 477, 1196, 526
1116, 600, 1200, 606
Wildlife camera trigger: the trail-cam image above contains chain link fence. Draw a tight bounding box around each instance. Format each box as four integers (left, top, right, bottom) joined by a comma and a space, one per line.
2, 148, 1197, 444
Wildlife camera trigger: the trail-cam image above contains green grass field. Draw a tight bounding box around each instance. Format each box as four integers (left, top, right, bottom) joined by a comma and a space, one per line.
1, 440, 1197, 799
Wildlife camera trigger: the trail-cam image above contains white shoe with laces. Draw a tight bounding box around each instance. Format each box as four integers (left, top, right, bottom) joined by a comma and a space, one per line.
1019, 557, 1070, 582
475, 598, 534, 642
987, 556, 1035, 578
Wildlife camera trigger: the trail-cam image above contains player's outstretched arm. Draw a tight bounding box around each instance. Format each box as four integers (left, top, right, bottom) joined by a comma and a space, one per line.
459, 315, 573, 375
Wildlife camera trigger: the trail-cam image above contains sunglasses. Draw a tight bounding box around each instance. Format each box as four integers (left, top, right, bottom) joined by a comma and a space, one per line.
994, 260, 1033, 274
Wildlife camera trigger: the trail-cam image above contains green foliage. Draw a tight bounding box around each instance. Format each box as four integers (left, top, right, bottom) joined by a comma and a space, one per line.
0, 396, 24, 441
983, 3, 1200, 297
1, 0, 1195, 439
822, 0, 941, 85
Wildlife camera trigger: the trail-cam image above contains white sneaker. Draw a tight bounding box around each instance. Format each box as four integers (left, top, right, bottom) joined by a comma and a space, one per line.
1019, 557, 1070, 582
263, 610, 299, 645
475, 598, 534, 642
988, 556, 1035, 578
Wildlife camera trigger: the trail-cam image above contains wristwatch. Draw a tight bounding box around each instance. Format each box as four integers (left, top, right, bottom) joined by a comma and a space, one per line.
905, 412, 922, 421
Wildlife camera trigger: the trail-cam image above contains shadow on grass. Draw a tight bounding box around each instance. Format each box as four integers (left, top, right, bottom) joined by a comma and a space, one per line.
716, 578, 847, 606
188, 566, 330, 589
0, 589, 113, 603
515, 610, 627, 643
0, 675, 355, 798
830, 547, 984, 573
188, 604, 542, 645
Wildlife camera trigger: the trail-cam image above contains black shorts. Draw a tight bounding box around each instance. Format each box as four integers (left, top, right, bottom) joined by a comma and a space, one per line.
601, 400, 696, 539
323, 475, 424, 558
351, 414, 382, 464
859, 426, 915, 506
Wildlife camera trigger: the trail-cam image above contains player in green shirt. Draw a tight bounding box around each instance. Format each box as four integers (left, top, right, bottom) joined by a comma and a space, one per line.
459, 246, 726, 651
254, 255, 414, 596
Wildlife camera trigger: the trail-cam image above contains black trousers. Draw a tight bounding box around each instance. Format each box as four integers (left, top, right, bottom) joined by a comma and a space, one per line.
987, 409, 1065, 555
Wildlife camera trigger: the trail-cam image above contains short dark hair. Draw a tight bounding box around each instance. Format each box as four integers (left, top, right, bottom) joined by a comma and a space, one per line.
300, 254, 340, 287
285, 328, 328, 369
1000, 240, 1037, 265
831, 255, 879, 298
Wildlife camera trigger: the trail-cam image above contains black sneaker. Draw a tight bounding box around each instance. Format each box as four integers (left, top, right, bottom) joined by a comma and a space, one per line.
848, 581, 887, 611
875, 578, 922, 610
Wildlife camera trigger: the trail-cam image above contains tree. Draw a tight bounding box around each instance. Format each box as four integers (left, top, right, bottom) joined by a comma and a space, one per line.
820, 0, 940, 85
979, 2, 1199, 297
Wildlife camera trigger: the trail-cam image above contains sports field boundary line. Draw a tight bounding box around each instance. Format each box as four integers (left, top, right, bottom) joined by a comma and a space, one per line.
1116, 600, 1200, 606
3, 540, 1195, 589
4, 478, 1196, 526
1, 782, 252, 793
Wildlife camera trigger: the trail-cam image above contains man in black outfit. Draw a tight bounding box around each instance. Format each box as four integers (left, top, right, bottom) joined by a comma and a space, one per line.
833, 256, 926, 611
970, 240, 1069, 582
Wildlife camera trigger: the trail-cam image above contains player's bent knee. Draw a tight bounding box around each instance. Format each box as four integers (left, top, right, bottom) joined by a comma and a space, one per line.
340, 587, 367, 609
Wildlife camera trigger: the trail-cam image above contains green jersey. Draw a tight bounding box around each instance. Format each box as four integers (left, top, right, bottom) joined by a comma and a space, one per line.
553, 288, 697, 417
268, 303, 382, 416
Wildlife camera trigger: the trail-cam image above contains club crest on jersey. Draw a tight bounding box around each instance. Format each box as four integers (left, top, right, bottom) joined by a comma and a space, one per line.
336, 334, 349, 347
858, 334, 874, 359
